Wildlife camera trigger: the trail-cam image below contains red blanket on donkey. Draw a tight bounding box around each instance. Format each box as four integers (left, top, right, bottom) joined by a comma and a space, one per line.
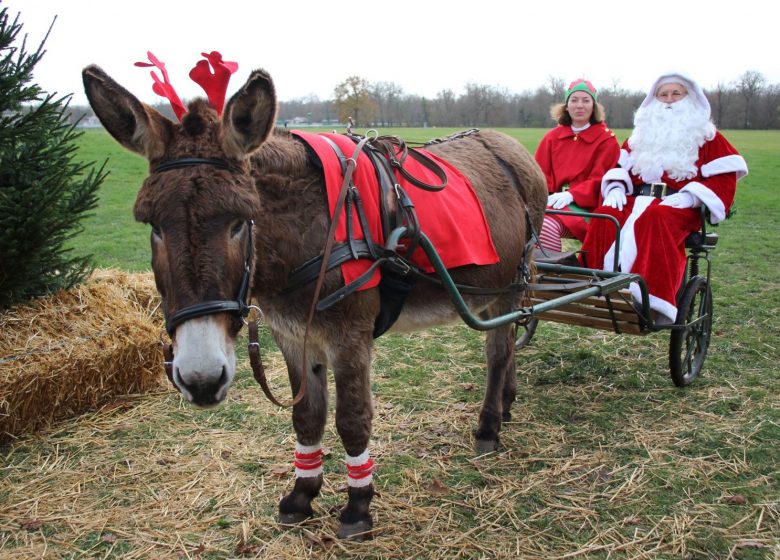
292, 131, 499, 290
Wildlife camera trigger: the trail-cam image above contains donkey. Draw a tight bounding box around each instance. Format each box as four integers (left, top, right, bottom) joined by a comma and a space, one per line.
83, 60, 547, 539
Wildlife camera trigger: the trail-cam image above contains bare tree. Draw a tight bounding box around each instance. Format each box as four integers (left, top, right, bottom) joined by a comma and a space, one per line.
755, 83, 780, 129
369, 81, 404, 126
736, 70, 766, 128
546, 75, 566, 99
709, 81, 734, 128
431, 89, 457, 126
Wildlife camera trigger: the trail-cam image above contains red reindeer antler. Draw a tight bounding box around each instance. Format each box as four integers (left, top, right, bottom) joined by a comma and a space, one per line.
134, 51, 187, 121
189, 51, 238, 116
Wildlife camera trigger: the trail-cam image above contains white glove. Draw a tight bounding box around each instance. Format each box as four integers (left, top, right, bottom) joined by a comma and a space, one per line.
547, 191, 574, 210
660, 192, 700, 209
603, 187, 627, 211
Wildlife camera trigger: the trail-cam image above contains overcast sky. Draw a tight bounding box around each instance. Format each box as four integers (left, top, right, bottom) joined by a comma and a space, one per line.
17, 0, 780, 108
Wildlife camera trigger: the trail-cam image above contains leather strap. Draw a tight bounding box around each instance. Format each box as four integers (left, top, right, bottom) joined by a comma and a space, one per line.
370, 136, 448, 192
152, 157, 243, 174
247, 318, 293, 407
268, 135, 371, 409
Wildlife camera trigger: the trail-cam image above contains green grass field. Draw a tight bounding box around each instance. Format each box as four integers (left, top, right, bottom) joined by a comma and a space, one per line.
2, 127, 778, 558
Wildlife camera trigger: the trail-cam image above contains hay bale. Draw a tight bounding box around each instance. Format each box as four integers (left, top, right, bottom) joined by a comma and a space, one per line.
0, 269, 167, 442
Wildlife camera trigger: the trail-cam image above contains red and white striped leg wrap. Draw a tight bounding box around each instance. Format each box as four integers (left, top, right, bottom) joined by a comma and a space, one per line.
346, 450, 375, 488
294, 442, 323, 478
537, 216, 573, 253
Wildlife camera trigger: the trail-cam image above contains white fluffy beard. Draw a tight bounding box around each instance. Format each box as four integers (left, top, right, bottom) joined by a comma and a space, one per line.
627, 97, 716, 182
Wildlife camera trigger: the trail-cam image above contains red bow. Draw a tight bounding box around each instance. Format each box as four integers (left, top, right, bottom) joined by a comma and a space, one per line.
189, 51, 238, 117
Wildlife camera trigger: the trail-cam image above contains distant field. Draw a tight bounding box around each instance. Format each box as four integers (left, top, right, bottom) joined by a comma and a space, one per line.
6, 127, 775, 558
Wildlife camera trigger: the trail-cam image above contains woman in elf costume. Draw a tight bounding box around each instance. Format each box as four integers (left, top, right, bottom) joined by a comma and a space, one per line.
534, 79, 620, 253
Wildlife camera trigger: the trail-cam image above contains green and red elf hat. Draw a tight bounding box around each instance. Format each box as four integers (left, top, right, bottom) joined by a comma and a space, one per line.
565, 79, 597, 103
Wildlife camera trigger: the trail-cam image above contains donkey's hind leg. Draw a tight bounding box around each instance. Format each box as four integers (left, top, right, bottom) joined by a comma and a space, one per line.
275, 337, 329, 526
501, 321, 518, 422
475, 312, 516, 453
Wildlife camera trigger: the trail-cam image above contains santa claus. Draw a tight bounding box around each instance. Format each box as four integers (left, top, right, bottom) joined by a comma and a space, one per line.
580, 72, 748, 324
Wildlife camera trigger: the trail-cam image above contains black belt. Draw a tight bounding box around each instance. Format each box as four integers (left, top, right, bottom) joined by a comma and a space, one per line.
636, 182, 678, 198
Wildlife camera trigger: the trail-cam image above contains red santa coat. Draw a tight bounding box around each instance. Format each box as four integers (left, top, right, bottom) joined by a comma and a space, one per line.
535, 122, 620, 239
580, 131, 748, 321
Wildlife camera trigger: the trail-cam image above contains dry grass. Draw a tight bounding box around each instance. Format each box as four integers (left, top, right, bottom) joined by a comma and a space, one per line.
0, 315, 777, 558
0, 270, 165, 442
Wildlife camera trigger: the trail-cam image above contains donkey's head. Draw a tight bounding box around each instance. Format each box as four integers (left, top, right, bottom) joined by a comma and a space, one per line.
83, 63, 276, 406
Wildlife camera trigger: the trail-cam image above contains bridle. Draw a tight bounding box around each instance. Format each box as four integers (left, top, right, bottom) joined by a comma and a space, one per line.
152, 157, 301, 407
162, 217, 254, 337
152, 158, 255, 339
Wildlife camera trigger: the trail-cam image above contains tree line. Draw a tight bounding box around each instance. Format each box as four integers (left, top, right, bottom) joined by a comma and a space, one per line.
68, 70, 778, 130
277, 70, 778, 130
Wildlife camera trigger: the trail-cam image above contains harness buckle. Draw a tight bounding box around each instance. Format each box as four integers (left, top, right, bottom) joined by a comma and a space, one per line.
243, 304, 265, 326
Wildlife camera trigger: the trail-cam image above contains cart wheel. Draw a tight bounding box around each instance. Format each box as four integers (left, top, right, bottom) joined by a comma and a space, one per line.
515, 318, 539, 350
669, 276, 712, 387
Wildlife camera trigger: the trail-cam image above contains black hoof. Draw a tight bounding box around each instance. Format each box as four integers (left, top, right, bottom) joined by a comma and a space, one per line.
337, 519, 373, 540
475, 438, 499, 454
278, 511, 311, 526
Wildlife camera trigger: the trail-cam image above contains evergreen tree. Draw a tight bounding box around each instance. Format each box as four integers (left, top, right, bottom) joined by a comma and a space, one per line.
0, 6, 106, 309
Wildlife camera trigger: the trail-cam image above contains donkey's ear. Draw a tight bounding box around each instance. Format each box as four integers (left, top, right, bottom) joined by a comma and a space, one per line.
221, 69, 277, 159
82, 64, 173, 161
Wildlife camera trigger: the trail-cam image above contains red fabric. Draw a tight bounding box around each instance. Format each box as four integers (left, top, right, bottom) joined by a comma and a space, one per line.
581, 131, 742, 318
135, 52, 186, 121
294, 448, 323, 470
189, 51, 238, 116
346, 458, 375, 480
293, 131, 499, 290
534, 122, 620, 240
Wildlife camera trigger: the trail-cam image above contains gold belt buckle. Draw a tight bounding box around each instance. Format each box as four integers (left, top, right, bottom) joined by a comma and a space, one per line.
650, 182, 667, 198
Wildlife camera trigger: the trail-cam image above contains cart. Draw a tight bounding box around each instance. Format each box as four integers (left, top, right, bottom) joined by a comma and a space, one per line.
515, 207, 717, 387
399, 206, 718, 387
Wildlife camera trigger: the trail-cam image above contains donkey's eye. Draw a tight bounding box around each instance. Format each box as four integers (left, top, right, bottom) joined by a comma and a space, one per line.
230, 221, 244, 238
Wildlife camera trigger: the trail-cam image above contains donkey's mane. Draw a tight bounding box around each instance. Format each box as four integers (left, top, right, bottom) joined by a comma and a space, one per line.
252, 128, 311, 176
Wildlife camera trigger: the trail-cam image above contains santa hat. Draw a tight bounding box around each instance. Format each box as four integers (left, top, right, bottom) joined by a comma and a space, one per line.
639, 72, 710, 115
565, 79, 597, 102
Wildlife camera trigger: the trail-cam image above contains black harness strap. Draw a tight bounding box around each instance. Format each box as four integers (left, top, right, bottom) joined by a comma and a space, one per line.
152, 157, 243, 174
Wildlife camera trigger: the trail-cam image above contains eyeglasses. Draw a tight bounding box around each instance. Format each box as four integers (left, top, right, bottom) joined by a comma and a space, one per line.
656, 89, 687, 101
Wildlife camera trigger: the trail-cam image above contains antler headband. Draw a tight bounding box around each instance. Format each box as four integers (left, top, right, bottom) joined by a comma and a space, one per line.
135, 51, 238, 121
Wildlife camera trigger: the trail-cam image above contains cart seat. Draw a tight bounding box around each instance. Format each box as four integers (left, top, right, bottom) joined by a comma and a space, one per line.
685, 231, 718, 250
532, 248, 579, 266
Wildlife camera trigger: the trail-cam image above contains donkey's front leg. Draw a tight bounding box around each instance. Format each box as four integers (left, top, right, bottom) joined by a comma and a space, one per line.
331, 329, 376, 541
276, 338, 329, 526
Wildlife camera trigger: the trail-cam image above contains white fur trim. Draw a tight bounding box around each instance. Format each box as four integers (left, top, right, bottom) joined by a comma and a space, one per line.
618, 196, 655, 273
294, 442, 323, 478
640, 71, 710, 115
296, 442, 322, 454
345, 450, 370, 466
348, 475, 373, 488
701, 155, 748, 180
602, 168, 632, 197
295, 466, 323, 478
629, 283, 677, 323
618, 148, 632, 169
346, 450, 373, 488
679, 182, 727, 224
